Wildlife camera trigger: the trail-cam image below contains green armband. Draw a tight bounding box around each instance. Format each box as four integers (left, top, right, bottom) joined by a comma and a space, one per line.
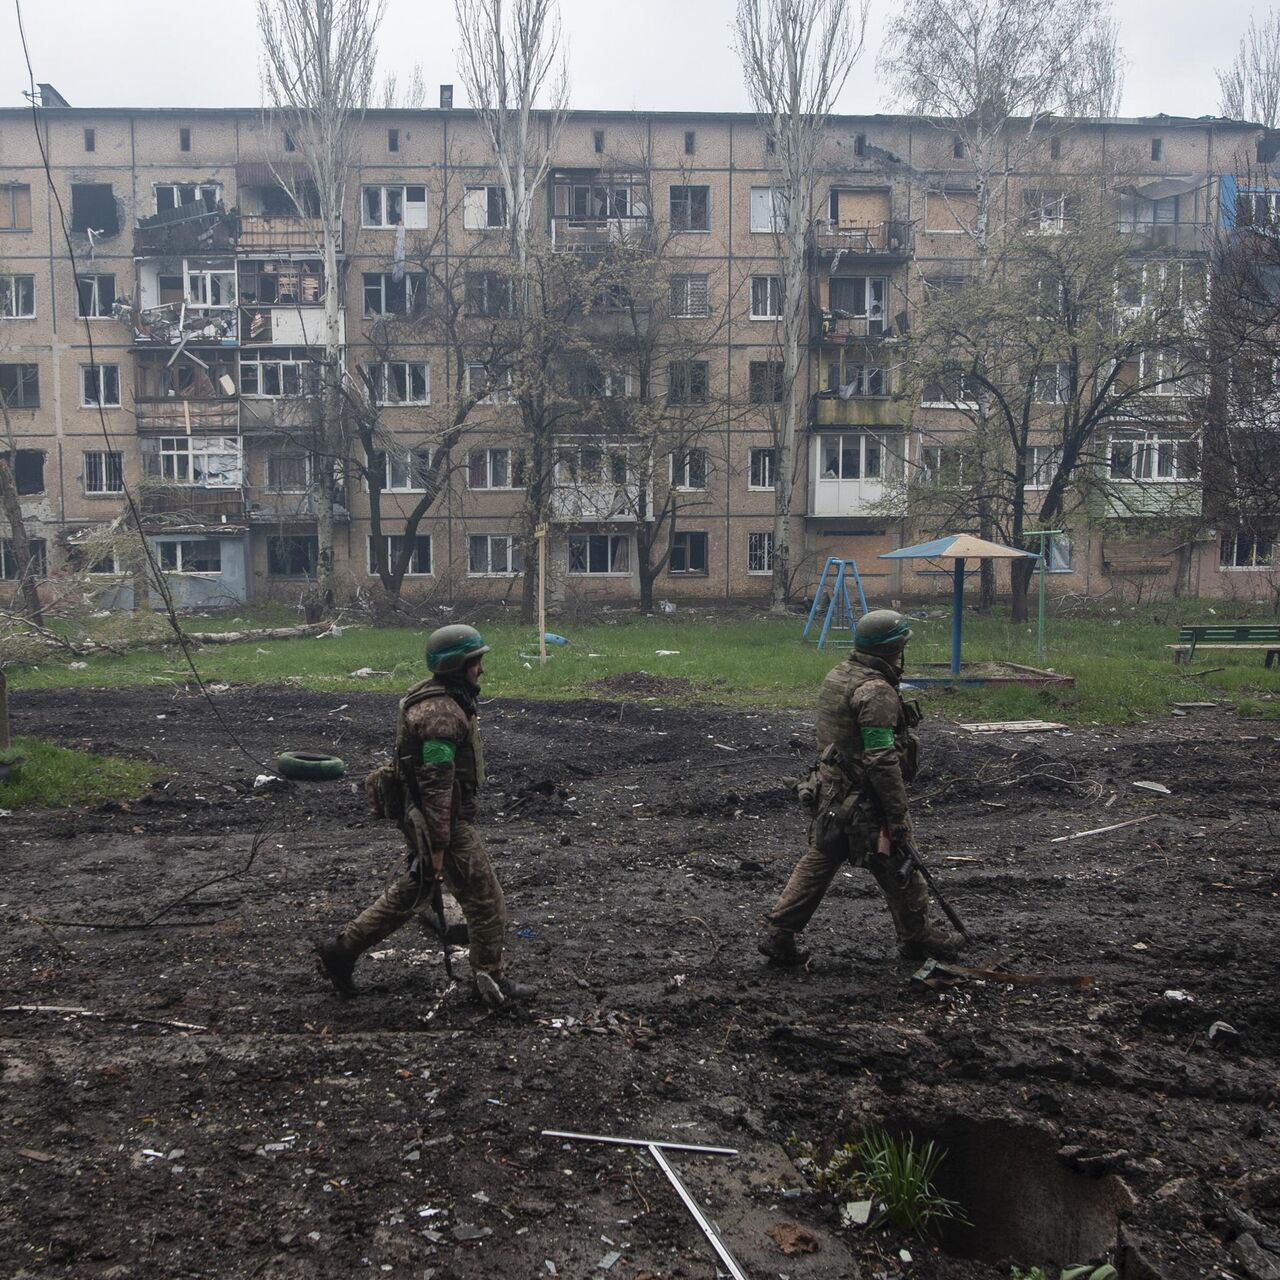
860, 726, 895, 750
420, 739, 458, 765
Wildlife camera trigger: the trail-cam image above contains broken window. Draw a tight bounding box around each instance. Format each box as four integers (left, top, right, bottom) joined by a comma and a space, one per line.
747, 530, 773, 574
0, 448, 45, 493
827, 277, 886, 332
748, 447, 775, 489
468, 534, 523, 575
362, 271, 428, 316
80, 364, 121, 408
748, 361, 784, 404
1024, 189, 1072, 234
750, 275, 783, 319
364, 361, 430, 405
267, 535, 318, 577
238, 260, 323, 306
154, 183, 220, 214
0, 184, 32, 230
567, 533, 629, 574
667, 361, 708, 405
593, 129, 605, 154
669, 185, 710, 232
1033, 363, 1071, 404
919, 445, 973, 486
467, 447, 521, 489
0, 274, 34, 318
84, 127, 95, 153
184, 264, 236, 309
463, 185, 508, 229
670, 447, 708, 490
669, 273, 709, 317
151, 436, 243, 487
465, 271, 514, 317
362, 184, 428, 229
668, 530, 708, 575
825, 362, 885, 397
267, 451, 310, 492
76, 273, 116, 318
84, 449, 124, 494
158, 539, 223, 574
749, 187, 785, 233
388, 128, 400, 153
0, 538, 47, 579
0, 363, 40, 408
552, 176, 646, 222
376, 445, 433, 491
240, 349, 320, 398
1027, 445, 1061, 488
464, 364, 514, 405
70, 183, 119, 237
922, 366, 977, 407
1220, 529, 1275, 569
684, 130, 696, 155
368, 534, 431, 576
1151, 138, 1163, 162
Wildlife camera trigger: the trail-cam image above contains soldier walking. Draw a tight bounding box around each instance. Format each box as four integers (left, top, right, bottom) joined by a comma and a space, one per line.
759, 609, 963, 968
316, 624, 535, 1008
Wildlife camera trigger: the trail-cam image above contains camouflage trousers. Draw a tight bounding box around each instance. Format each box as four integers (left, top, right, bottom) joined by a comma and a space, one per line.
338, 821, 507, 976
766, 829, 930, 945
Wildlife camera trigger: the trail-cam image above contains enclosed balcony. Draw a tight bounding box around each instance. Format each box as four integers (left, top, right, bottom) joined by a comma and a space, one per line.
126, 258, 238, 347
811, 353, 909, 428
235, 164, 335, 255
808, 430, 906, 517
133, 351, 238, 433
549, 171, 653, 253
548, 440, 651, 522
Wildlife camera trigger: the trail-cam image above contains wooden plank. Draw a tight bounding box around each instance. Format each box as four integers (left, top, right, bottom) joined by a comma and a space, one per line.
1050, 816, 1154, 843
960, 720, 1068, 733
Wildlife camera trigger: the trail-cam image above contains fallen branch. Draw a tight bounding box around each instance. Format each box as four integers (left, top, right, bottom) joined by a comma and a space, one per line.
2, 1004, 208, 1032
1050, 815, 1154, 843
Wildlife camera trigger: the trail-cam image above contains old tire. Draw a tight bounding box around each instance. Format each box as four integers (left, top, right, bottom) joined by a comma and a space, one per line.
277, 750, 346, 782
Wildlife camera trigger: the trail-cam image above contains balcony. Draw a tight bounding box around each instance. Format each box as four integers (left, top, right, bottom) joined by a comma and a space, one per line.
239, 306, 338, 346
1097, 480, 1203, 520
128, 302, 238, 347
812, 388, 910, 429
550, 216, 654, 253
135, 205, 236, 257
549, 481, 650, 522
1118, 222, 1212, 253
808, 431, 906, 517
813, 310, 897, 345
247, 491, 350, 523
135, 397, 239, 434
810, 219, 910, 258
237, 214, 336, 254
140, 484, 247, 524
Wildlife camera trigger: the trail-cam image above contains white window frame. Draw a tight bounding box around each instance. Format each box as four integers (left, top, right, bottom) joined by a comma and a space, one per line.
361, 183, 428, 229
267, 450, 311, 493
748, 446, 775, 490
381, 446, 433, 492
1027, 445, 1060, 489
157, 538, 224, 575
749, 186, 785, 233
468, 533, 524, 577
86, 547, 122, 576
1220, 530, 1275, 570
184, 263, 236, 310
819, 432, 884, 481
364, 361, 430, 406
153, 183, 220, 214
567, 532, 631, 575
750, 275, 783, 319
747, 530, 774, 575
919, 444, 973, 486
156, 436, 243, 488
1108, 433, 1194, 483
463, 185, 508, 230
668, 529, 709, 575
670, 447, 708, 491
75, 273, 115, 319
240, 352, 318, 399
368, 533, 432, 577
80, 363, 121, 408
1033, 362, 1071, 404
0, 273, 34, 319
669, 273, 710, 318
465, 363, 515, 405
921, 369, 979, 409
467, 446, 520, 490
825, 362, 886, 398
669, 184, 711, 233
1026, 189, 1069, 234
84, 449, 124, 494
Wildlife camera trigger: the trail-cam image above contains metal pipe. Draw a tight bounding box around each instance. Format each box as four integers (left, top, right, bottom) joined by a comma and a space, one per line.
950, 557, 965, 675
541, 1130, 738, 1156
648, 1144, 750, 1280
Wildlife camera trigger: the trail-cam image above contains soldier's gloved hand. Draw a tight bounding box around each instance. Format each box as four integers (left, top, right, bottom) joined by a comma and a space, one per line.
888, 820, 913, 849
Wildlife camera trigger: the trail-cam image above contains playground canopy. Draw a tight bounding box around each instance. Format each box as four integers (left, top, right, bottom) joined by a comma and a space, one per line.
880, 535, 1039, 673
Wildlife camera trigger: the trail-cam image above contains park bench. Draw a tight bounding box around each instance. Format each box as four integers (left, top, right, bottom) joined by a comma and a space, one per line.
1169, 623, 1280, 667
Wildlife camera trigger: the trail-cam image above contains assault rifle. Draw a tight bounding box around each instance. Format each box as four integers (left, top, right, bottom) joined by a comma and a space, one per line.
890, 836, 971, 944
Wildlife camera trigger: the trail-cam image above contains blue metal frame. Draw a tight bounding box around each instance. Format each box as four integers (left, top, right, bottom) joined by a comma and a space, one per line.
802, 558, 869, 649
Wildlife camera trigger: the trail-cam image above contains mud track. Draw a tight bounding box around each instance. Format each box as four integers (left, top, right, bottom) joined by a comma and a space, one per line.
3, 684, 1278, 1278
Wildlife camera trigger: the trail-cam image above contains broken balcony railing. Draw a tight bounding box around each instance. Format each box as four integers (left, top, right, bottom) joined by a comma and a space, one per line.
120, 301, 238, 347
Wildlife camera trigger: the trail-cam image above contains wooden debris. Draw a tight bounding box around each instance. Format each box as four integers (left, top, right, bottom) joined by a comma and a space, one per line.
1050, 816, 1154, 843
960, 720, 1068, 734
17, 1148, 54, 1163
912, 959, 1094, 990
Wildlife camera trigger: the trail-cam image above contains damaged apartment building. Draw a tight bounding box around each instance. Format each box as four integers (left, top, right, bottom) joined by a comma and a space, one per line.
0, 88, 1270, 608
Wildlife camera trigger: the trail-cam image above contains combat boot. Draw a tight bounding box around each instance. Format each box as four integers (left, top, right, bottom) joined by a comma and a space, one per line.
898, 923, 964, 963
315, 937, 358, 997
758, 929, 811, 968
473, 971, 538, 1009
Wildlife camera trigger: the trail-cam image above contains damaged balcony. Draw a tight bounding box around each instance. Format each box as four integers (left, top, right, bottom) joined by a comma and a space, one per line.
238, 259, 336, 344
133, 351, 238, 433
548, 439, 651, 522
134, 198, 236, 258
549, 171, 653, 253
236, 163, 335, 255
124, 258, 239, 347
812, 356, 909, 428
139, 433, 247, 524
811, 188, 909, 258
811, 273, 904, 345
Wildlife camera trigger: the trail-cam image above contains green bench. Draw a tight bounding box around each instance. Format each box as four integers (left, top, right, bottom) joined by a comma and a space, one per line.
1169, 623, 1280, 667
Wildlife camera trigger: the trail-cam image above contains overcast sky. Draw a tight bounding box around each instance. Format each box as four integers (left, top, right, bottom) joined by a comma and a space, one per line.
1, 0, 1267, 120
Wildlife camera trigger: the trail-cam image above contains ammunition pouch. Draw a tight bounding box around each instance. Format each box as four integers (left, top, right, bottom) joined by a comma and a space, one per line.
795, 765, 821, 813
365, 762, 406, 822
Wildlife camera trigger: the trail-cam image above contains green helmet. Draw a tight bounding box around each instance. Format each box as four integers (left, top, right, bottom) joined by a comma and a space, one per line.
425, 623, 491, 674
854, 609, 912, 653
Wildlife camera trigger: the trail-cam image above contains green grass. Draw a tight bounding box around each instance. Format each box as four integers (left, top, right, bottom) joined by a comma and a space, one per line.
8, 606, 1279, 726
0, 737, 160, 810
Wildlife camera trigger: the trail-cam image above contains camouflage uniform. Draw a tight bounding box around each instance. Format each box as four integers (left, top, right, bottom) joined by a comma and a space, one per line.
339, 678, 508, 979
766, 649, 937, 953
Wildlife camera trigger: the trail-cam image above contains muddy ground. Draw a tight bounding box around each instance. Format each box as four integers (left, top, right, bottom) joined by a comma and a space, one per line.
2, 681, 1279, 1280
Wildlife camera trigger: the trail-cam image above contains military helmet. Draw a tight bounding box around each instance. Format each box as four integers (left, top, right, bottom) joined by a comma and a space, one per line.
854, 609, 912, 653
425, 623, 491, 674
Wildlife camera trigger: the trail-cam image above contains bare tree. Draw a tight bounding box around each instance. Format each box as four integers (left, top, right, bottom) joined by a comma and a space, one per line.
0, 400, 42, 626
455, 0, 570, 278
1080, 13, 1126, 118
257, 0, 384, 612
1218, 9, 1280, 128
735, 0, 867, 614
